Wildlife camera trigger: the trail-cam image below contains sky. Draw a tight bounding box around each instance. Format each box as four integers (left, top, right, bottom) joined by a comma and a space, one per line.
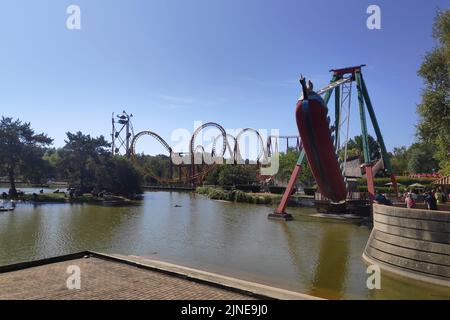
0, 0, 448, 156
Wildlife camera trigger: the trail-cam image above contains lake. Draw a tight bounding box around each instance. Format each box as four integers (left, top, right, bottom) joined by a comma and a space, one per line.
0, 190, 448, 299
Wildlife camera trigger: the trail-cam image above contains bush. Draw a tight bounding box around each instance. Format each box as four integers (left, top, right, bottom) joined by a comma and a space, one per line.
196, 187, 274, 205
358, 176, 435, 187
357, 185, 408, 193
208, 189, 227, 200
196, 186, 212, 195
234, 190, 251, 202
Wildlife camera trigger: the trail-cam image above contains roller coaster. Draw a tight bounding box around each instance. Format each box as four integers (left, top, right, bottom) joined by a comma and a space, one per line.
112, 115, 289, 185
113, 65, 396, 221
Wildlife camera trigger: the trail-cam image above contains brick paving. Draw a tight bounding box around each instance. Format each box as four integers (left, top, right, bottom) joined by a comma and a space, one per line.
0, 257, 255, 300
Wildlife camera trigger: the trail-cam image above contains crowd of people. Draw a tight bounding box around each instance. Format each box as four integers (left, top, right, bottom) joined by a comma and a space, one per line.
402, 187, 447, 210
373, 187, 448, 211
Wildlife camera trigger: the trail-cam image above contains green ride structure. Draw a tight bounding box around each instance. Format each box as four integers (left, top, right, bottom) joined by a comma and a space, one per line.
270, 65, 398, 221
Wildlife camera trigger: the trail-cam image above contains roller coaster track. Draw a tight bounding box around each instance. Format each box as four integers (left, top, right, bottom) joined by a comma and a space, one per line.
129, 131, 172, 156
211, 133, 236, 160
128, 122, 300, 185
235, 128, 266, 164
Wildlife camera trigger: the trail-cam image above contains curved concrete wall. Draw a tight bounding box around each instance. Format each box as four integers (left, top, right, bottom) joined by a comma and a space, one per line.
363, 204, 450, 287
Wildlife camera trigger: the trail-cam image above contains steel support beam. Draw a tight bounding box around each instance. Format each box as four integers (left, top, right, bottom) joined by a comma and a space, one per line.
322, 75, 337, 105
360, 74, 398, 195
334, 82, 341, 149
360, 74, 392, 174
355, 72, 371, 164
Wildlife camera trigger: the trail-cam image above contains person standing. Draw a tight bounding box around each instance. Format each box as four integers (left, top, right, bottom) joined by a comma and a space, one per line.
424, 191, 437, 210
435, 188, 444, 204
406, 192, 416, 209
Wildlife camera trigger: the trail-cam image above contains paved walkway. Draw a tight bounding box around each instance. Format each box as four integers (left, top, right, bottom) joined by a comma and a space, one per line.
0, 257, 254, 300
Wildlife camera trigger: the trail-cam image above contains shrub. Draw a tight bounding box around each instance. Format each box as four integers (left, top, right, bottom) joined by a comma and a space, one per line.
196, 186, 211, 195
234, 190, 251, 202
208, 189, 227, 200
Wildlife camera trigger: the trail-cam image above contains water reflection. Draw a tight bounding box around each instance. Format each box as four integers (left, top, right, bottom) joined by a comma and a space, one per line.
310, 225, 349, 299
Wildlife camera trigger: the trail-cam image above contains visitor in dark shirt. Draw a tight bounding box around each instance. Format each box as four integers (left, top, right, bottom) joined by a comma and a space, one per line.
424, 192, 437, 210
374, 190, 392, 205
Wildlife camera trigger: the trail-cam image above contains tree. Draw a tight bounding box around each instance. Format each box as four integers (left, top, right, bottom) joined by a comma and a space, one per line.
346, 134, 381, 162
407, 143, 439, 174
338, 147, 360, 162
134, 154, 172, 183
0, 117, 53, 196
217, 165, 257, 186
42, 148, 64, 181
94, 156, 142, 197
275, 148, 314, 187
389, 146, 409, 174
59, 132, 110, 193
416, 9, 450, 174
22, 152, 55, 184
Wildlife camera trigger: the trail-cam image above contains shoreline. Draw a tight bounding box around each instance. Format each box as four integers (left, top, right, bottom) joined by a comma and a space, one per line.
195, 186, 315, 207
1, 192, 141, 206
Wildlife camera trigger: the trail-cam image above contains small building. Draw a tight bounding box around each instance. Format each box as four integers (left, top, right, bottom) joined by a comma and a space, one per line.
433, 174, 450, 195
343, 155, 363, 192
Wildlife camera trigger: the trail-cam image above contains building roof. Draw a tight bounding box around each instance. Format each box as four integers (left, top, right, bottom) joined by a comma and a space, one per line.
433, 174, 450, 186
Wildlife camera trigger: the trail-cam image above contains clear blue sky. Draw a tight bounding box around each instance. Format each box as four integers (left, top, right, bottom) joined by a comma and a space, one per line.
0, 0, 447, 155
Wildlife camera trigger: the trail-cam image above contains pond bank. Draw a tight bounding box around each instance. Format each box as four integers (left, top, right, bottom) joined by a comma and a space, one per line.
1, 192, 140, 206
195, 186, 314, 207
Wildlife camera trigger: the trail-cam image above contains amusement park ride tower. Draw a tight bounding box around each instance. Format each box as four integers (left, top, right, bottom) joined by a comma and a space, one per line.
270, 65, 398, 221
111, 111, 134, 156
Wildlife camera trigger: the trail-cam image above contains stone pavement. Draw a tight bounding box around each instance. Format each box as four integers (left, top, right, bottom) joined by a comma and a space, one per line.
0, 256, 255, 300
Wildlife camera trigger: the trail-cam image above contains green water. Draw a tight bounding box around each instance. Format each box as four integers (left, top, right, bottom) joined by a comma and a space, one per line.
0, 191, 448, 299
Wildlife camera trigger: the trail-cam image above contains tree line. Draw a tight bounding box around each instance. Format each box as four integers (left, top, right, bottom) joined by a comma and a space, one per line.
0, 117, 142, 198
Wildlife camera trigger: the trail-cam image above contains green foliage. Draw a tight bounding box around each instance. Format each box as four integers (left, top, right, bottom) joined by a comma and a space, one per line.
59, 131, 110, 193
389, 146, 409, 174
234, 190, 251, 202
134, 154, 172, 183
338, 147, 360, 162
196, 186, 212, 195
407, 143, 439, 173
57, 132, 142, 197
97, 156, 143, 197
28, 192, 68, 203
208, 188, 227, 200
195, 187, 276, 204
204, 166, 221, 185
204, 165, 257, 186
219, 165, 257, 186
0, 117, 53, 195
358, 176, 434, 194
387, 143, 440, 175
416, 9, 450, 174
275, 148, 314, 187
346, 134, 381, 161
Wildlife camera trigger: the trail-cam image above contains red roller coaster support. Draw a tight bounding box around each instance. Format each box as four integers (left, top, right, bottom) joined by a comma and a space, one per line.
364, 164, 398, 203
268, 148, 305, 220
268, 164, 302, 221
364, 164, 376, 201
390, 173, 399, 198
